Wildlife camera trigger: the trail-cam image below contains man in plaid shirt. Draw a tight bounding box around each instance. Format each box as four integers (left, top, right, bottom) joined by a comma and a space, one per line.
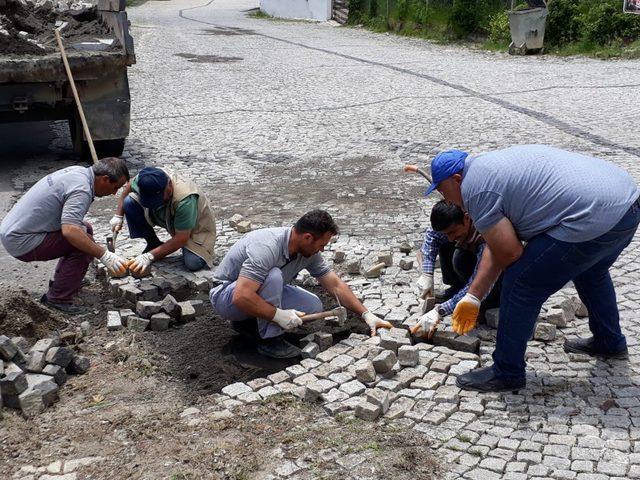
411, 200, 501, 338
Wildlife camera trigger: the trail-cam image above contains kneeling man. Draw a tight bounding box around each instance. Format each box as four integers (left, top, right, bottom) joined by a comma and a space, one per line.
111, 167, 216, 274
210, 210, 392, 358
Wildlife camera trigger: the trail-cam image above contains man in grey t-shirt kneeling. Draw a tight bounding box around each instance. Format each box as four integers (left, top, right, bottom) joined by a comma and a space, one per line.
0, 158, 130, 313
210, 210, 392, 359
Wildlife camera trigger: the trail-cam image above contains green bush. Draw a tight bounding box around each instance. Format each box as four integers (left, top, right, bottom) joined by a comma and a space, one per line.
450, 0, 486, 37
580, 0, 640, 45
488, 9, 511, 43
545, 0, 582, 46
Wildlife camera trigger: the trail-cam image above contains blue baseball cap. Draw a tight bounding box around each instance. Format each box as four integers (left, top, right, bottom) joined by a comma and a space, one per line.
424, 149, 469, 196
137, 167, 169, 209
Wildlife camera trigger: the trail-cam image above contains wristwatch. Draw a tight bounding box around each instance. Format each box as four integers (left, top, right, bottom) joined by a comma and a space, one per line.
437, 305, 447, 317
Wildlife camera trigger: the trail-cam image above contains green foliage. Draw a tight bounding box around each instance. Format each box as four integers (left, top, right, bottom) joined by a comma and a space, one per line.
347, 0, 640, 56
488, 9, 511, 44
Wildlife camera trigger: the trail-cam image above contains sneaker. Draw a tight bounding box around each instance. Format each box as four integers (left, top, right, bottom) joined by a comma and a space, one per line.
40, 294, 85, 314
456, 365, 525, 393
564, 336, 628, 359
257, 337, 301, 359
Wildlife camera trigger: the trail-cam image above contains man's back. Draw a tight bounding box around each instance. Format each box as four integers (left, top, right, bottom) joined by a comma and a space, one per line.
461, 145, 639, 242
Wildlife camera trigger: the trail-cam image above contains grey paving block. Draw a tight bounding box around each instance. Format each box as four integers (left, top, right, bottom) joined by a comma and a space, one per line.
161, 294, 182, 318
0, 335, 18, 360
43, 364, 67, 385
355, 401, 381, 421
136, 300, 162, 318
107, 311, 123, 331
372, 350, 397, 373
127, 316, 150, 332
45, 347, 74, 367
67, 355, 91, 375
150, 312, 171, 331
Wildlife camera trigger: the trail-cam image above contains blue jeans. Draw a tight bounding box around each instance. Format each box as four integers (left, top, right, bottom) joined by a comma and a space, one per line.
494, 200, 640, 380
209, 267, 323, 339
123, 195, 207, 272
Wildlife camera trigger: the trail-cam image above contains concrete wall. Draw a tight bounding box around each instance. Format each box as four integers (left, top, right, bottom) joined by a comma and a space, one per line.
260, 0, 332, 21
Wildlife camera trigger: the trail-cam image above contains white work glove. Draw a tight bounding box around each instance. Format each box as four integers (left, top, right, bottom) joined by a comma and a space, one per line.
410, 308, 441, 339
452, 293, 481, 335
99, 249, 127, 275
109, 214, 124, 233
415, 273, 434, 299
362, 311, 393, 336
272, 308, 304, 330
129, 252, 154, 273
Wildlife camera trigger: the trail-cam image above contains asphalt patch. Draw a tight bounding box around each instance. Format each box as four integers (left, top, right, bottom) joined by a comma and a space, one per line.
199, 27, 255, 36
175, 53, 243, 63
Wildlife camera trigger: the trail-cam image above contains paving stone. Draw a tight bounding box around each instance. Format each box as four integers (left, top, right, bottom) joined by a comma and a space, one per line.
222, 382, 252, 398
150, 312, 171, 331
355, 401, 381, 421
127, 316, 150, 332
333, 250, 346, 263
451, 335, 480, 353
543, 307, 569, 328
161, 294, 182, 318
66, 356, 90, 375
485, 308, 499, 328
43, 364, 67, 385
301, 342, 319, 359
314, 332, 333, 351
45, 347, 73, 367
372, 350, 397, 373
107, 311, 122, 331
30, 338, 59, 354
0, 335, 18, 360
235, 220, 252, 233
26, 351, 47, 373
534, 322, 556, 341
366, 387, 392, 413
377, 251, 393, 267
346, 260, 361, 274
1, 371, 27, 397
340, 380, 366, 396
398, 345, 419, 366
177, 301, 196, 322
355, 359, 376, 383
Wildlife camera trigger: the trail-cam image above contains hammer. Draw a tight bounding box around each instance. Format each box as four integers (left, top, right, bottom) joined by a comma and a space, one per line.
106, 230, 119, 253
300, 306, 347, 325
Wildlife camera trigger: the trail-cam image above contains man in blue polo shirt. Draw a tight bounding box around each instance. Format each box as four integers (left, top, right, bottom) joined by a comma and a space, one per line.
425, 145, 640, 392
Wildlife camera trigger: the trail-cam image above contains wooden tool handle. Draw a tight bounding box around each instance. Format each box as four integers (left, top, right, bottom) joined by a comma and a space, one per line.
403, 164, 432, 182
55, 29, 98, 164
300, 310, 337, 322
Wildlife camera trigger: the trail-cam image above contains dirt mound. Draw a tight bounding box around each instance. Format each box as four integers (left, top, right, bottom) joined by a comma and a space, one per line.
0, 288, 68, 339
0, 0, 112, 56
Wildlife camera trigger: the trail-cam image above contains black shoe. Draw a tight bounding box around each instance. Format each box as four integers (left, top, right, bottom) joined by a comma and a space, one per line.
456, 366, 525, 393
564, 336, 628, 359
231, 318, 260, 341
40, 294, 85, 315
434, 286, 459, 303
257, 337, 301, 359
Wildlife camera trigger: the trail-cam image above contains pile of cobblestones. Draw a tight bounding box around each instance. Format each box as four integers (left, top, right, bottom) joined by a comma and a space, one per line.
0, 332, 90, 417
105, 295, 205, 332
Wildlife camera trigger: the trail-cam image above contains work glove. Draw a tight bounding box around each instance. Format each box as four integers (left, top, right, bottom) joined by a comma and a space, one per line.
109, 214, 124, 233
272, 308, 304, 330
415, 273, 434, 299
129, 252, 154, 273
99, 249, 127, 275
362, 311, 393, 336
452, 293, 481, 335
410, 308, 441, 339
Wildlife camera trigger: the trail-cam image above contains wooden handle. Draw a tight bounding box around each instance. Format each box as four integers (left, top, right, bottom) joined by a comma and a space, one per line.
54, 29, 98, 164
300, 310, 339, 322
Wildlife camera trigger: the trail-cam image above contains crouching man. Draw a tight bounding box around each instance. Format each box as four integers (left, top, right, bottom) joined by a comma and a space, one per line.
209, 210, 392, 358
0, 158, 130, 313
111, 167, 216, 274
411, 200, 501, 338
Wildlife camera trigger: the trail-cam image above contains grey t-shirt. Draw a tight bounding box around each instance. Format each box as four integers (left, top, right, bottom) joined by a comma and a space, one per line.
461, 145, 639, 243
214, 227, 331, 285
0, 166, 95, 257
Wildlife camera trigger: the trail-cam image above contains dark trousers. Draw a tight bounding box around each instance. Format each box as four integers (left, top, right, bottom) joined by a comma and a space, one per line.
439, 242, 502, 309
17, 222, 94, 303
494, 200, 640, 380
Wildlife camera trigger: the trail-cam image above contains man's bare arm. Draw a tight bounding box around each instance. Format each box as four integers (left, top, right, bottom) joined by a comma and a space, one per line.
232, 276, 278, 320
61, 224, 105, 258
467, 218, 523, 299
149, 230, 191, 260
318, 271, 366, 316
115, 181, 132, 217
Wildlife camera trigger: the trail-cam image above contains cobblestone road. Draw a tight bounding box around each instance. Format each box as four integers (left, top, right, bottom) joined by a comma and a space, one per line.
4, 0, 640, 478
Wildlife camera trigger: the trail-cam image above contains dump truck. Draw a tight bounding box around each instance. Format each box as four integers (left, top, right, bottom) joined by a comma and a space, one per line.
0, 0, 135, 158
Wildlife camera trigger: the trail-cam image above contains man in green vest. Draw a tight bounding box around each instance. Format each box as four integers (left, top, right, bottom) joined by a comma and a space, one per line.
111, 167, 216, 273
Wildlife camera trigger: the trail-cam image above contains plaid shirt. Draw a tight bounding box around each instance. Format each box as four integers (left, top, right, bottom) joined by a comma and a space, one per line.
420, 228, 486, 316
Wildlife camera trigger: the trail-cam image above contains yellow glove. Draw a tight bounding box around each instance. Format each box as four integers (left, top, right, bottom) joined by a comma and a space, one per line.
452, 293, 480, 335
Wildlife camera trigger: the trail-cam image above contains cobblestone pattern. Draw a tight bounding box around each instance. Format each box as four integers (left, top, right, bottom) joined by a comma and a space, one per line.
7, 0, 640, 478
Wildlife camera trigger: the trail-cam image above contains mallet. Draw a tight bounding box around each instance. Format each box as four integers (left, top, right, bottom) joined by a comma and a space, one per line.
300, 306, 347, 325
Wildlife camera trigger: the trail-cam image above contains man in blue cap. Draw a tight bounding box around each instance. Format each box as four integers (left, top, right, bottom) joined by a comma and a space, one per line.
425, 145, 640, 392
111, 167, 216, 273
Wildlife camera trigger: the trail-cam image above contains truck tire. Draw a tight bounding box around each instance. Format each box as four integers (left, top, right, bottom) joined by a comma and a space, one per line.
69, 116, 126, 160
